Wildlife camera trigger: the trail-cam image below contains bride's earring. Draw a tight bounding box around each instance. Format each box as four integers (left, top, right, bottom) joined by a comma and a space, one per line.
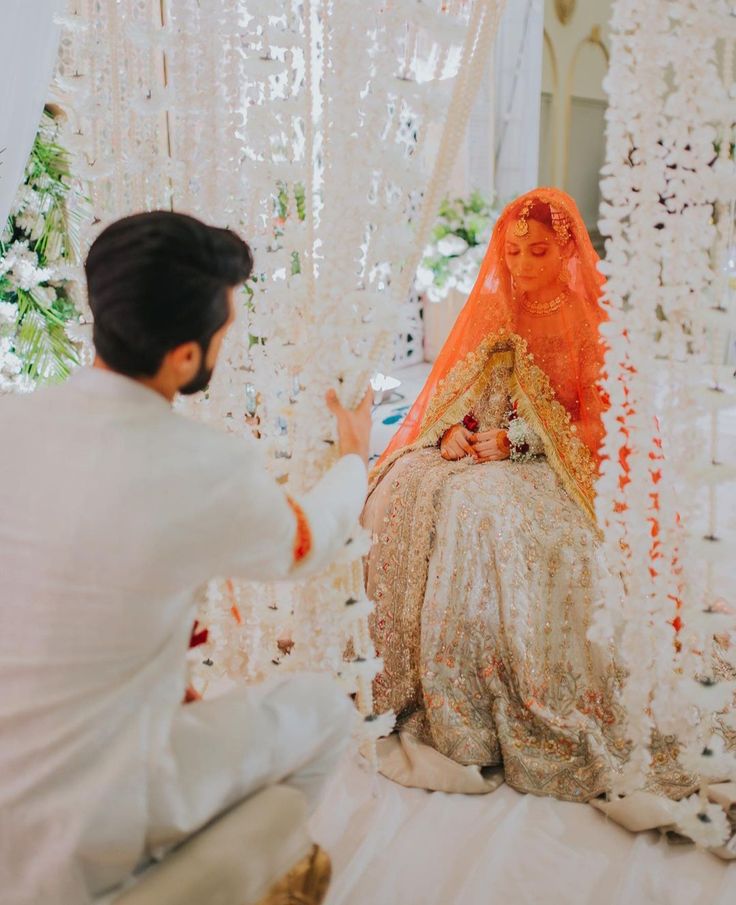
559, 262, 571, 286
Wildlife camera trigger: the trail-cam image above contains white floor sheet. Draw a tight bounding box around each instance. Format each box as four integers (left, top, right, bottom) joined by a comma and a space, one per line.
311, 755, 736, 905
314, 360, 736, 905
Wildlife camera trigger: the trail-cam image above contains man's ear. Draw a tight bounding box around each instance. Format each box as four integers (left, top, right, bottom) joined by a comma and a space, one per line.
166, 341, 201, 377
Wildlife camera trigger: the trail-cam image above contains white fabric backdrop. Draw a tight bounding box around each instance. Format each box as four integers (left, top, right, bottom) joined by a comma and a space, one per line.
493, 0, 544, 199
0, 0, 65, 226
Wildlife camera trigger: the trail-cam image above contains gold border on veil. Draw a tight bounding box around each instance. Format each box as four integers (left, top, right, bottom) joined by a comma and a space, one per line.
369, 332, 598, 526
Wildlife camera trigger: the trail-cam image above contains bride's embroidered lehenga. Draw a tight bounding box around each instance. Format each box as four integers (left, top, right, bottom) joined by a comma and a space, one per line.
364, 189, 691, 802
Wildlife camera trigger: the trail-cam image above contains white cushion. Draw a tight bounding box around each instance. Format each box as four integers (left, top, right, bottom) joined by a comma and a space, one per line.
98, 785, 311, 905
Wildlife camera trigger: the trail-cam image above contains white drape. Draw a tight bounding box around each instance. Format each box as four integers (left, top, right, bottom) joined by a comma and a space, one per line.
493, 0, 544, 198
0, 0, 65, 226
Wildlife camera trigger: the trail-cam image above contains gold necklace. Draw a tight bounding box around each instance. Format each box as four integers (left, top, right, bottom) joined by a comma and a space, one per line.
518, 289, 568, 316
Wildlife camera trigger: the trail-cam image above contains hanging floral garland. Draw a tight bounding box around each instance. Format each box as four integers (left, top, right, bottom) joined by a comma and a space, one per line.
594, 0, 736, 851
51, 0, 507, 747
0, 109, 87, 394
190, 1, 507, 744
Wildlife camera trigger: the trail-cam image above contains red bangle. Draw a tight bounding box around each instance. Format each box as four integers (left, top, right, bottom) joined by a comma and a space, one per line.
498, 431, 511, 454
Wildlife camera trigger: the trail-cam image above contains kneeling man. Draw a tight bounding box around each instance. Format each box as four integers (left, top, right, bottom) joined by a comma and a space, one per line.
0, 212, 372, 904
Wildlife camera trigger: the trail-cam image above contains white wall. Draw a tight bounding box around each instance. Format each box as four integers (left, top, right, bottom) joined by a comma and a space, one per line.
445, 0, 545, 205
424, 0, 614, 228
492, 0, 545, 203
539, 0, 613, 242
0, 1, 65, 226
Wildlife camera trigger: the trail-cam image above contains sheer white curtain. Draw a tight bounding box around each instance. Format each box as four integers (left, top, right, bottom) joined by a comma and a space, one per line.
492, 0, 544, 199
0, 0, 65, 225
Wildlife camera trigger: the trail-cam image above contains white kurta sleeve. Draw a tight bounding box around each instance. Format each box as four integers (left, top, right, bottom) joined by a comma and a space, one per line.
215, 451, 367, 582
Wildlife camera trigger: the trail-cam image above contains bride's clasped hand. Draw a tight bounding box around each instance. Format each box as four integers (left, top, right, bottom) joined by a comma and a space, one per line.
440, 425, 510, 462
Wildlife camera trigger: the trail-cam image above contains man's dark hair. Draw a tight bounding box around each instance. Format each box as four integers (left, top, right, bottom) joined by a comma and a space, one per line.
85, 211, 253, 377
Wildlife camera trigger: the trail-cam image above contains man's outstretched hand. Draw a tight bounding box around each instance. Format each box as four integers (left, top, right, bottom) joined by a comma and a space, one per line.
326, 387, 373, 466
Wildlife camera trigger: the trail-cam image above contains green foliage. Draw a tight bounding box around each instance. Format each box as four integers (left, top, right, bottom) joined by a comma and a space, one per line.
0, 110, 84, 391
244, 181, 308, 347
417, 191, 500, 299
432, 191, 496, 246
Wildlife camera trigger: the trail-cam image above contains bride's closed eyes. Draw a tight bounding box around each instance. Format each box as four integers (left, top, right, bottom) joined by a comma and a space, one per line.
505, 243, 549, 257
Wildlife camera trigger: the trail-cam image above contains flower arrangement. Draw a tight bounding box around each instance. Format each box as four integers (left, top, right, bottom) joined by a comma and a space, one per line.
0, 110, 85, 393
462, 406, 539, 462
593, 0, 736, 853
415, 191, 499, 302
505, 410, 537, 462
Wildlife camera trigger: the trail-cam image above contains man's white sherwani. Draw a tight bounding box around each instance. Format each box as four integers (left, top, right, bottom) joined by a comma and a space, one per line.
0, 369, 367, 904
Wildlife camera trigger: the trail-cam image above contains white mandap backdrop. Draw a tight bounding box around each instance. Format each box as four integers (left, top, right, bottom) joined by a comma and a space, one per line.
11, 0, 735, 847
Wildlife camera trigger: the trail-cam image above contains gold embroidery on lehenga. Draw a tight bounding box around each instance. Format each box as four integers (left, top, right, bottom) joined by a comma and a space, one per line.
363, 349, 633, 801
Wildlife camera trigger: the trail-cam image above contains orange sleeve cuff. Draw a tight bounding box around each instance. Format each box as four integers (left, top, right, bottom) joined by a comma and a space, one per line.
286, 496, 313, 564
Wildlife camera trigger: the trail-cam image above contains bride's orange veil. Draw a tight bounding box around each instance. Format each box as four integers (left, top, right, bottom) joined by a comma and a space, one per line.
375, 187, 607, 520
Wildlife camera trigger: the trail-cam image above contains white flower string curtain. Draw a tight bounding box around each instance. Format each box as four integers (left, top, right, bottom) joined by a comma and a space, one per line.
594, 0, 736, 846
196, 0, 506, 739
51, 0, 507, 737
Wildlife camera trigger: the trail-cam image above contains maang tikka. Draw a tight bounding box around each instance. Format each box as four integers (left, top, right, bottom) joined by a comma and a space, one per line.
513, 199, 572, 246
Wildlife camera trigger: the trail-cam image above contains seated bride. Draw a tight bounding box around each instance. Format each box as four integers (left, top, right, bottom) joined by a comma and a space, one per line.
363, 188, 633, 800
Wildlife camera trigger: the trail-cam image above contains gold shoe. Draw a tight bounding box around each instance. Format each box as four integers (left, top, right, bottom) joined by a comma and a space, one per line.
253, 845, 332, 905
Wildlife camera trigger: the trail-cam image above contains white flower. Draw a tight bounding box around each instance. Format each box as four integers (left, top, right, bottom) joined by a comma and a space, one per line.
671, 793, 731, 849
414, 264, 435, 291
10, 186, 42, 217
426, 283, 449, 303
449, 255, 480, 294
455, 272, 476, 294
14, 210, 37, 237
436, 234, 469, 257
0, 242, 52, 291
37, 117, 59, 143
0, 302, 19, 334
51, 261, 81, 283
0, 337, 22, 377
508, 416, 537, 447
64, 319, 91, 347
679, 736, 736, 781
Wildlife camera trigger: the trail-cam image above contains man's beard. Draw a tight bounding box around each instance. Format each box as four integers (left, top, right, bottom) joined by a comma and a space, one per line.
179, 355, 214, 396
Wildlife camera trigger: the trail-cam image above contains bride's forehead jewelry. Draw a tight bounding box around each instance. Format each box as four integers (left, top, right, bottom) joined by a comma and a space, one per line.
512, 199, 533, 237
550, 206, 572, 245
512, 198, 572, 246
